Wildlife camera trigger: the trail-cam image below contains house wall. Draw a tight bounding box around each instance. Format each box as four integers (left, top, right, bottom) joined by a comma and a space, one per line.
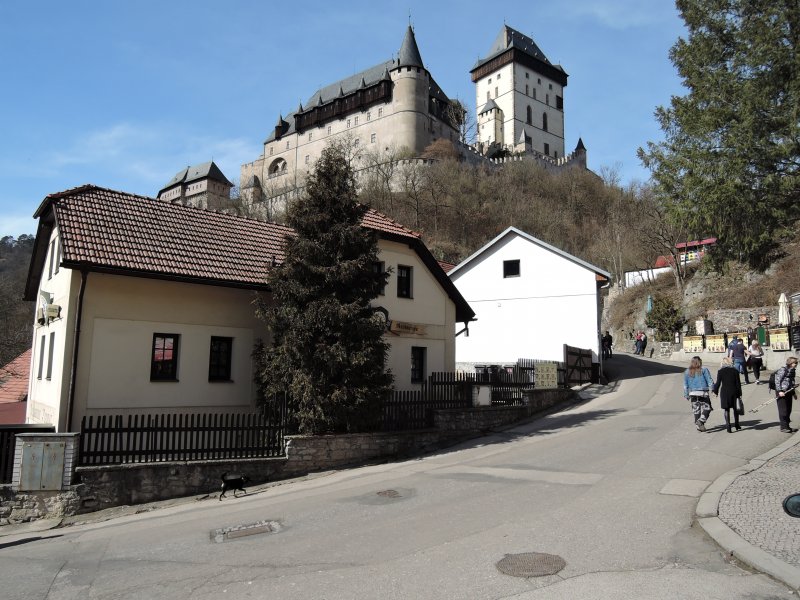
27, 228, 73, 430
451, 233, 601, 365
377, 239, 456, 389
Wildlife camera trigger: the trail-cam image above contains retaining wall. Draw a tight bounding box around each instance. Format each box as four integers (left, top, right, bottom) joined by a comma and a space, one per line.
1, 388, 577, 522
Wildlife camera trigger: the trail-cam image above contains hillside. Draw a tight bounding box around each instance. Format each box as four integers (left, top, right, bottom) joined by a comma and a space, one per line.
0, 235, 35, 366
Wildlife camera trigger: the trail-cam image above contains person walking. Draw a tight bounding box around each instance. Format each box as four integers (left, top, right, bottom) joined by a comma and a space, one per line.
774, 356, 798, 433
634, 331, 643, 355
730, 336, 750, 384
747, 340, 765, 384
640, 331, 648, 357
602, 331, 613, 359
684, 356, 715, 432
713, 357, 742, 432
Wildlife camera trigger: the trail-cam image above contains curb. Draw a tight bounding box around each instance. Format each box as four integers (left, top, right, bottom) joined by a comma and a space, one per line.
695, 431, 800, 591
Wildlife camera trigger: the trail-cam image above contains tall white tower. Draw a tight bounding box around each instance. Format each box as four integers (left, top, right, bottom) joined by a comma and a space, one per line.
471, 26, 568, 158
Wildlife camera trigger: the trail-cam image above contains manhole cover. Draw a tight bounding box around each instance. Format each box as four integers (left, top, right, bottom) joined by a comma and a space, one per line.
496, 552, 566, 577
377, 489, 401, 498
210, 520, 281, 543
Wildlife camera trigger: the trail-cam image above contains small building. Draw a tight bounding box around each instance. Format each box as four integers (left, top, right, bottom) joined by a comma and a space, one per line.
448, 226, 610, 369
157, 161, 233, 210
24, 185, 474, 432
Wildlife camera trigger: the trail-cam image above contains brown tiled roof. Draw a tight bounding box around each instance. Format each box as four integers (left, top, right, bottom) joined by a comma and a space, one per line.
437, 260, 456, 274
0, 348, 31, 404
37, 185, 419, 289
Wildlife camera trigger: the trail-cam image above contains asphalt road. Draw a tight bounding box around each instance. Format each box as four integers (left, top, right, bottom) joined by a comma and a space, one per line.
0, 355, 795, 599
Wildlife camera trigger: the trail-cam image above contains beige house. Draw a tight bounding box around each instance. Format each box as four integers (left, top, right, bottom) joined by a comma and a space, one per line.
24, 185, 474, 432
240, 26, 461, 202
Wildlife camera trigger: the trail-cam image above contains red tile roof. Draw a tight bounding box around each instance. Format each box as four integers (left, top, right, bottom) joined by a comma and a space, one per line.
437, 260, 456, 273
0, 402, 26, 424
0, 349, 31, 404
37, 185, 419, 288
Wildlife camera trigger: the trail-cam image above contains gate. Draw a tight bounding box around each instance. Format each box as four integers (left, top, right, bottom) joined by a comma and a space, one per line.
563, 344, 593, 386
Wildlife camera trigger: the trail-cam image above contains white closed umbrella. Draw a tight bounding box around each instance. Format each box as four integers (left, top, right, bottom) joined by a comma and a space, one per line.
778, 293, 790, 326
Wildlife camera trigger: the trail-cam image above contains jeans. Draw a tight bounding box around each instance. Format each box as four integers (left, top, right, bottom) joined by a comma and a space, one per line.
733, 358, 750, 383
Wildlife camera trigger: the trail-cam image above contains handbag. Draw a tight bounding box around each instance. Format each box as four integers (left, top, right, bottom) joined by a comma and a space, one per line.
735, 397, 745, 416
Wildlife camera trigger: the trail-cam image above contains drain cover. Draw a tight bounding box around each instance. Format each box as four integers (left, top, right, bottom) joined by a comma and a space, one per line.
211, 520, 281, 543
377, 489, 401, 498
496, 552, 566, 577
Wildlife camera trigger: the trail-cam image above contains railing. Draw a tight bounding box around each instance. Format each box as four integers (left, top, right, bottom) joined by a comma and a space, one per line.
0, 424, 55, 484
78, 406, 286, 466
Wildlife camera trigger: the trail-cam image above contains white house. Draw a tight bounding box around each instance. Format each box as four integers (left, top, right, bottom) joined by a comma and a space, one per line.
448, 226, 610, 369
24, 185, 474, 432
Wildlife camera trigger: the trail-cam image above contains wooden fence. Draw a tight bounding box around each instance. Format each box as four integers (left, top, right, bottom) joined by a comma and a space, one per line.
563, 344, 593, 386
78, 408, 286, 466
380, 372, 474, 431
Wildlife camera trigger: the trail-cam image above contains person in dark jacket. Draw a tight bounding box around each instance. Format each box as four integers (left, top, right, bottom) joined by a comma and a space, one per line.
713, 357, 743, 432
774, 356, 798, 433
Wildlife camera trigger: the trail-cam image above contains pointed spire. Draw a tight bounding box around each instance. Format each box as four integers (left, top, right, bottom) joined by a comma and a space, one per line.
575, 137, 586, 152
359, 77, 367, 89
338, 85, 345, 97
397, 25, 424, 68
382, 66, 392, 81
518, 128, 528, 144
316, 93, 324, 106
275, 113, 285, 128
297, 101, 304, 113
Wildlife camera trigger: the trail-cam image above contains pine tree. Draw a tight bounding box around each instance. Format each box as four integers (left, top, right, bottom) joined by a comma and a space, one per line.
638, 0, 800, 269
256, 144, 392, 434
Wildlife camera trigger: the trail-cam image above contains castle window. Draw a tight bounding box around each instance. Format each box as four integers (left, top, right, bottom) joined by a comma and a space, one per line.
533, 89, 536, 100
347, 119, 351, 128
486, 91, 490, 101
488, 77, 492, 84
556, 96, 563, 110
525, 84, 529, 96
526, 106, 532, 125
327, 125, 332, 135
546, 94, 549, 106
354, 139, 360, 147
494, 87, 498, 98
538, 78, 541, 84
371, 133, 376, 143
554, 151, 558, 158
544, 143, 550, 156
525, 72, 529, 79
497, 73, 501, 79
286, 141, 290, 149
366, 111, 371, 121
549, 83, 553, 90
305, 155, 310, 164
269, 146, 274, 156
308, 132, 312, 141
354, 116, 359, 126
378, 108, 383, 117
543, 112, 548, 131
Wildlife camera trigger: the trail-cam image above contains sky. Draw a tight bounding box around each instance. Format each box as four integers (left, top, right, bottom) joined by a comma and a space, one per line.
0, 1, 687, 238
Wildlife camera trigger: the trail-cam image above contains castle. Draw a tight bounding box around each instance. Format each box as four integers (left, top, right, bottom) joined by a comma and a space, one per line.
162, 25, 587, 208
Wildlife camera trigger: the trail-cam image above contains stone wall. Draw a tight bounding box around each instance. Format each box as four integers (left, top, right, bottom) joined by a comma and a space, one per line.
1, 388, 577, 522
705, 306, 779, 333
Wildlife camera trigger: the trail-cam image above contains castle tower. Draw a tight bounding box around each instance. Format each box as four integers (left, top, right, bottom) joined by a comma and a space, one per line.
477, 98, 503, 147
471, 25, 568, 158
389, 26, 431, 154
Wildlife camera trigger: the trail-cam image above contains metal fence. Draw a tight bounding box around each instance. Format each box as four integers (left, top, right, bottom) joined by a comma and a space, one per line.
78, 405, 286, 466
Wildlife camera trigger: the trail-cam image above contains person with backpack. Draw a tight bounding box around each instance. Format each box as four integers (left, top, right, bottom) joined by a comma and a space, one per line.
773, 356, 798, 433
684, 356, 715, 432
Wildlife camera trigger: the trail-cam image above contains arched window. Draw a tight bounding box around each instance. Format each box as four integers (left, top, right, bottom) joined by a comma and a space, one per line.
268, 158, 287, 176
526, 106, 532, 125
542, 112, 548, 132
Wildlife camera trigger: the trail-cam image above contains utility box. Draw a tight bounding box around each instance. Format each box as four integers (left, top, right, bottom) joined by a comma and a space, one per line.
13, 433, 79, 492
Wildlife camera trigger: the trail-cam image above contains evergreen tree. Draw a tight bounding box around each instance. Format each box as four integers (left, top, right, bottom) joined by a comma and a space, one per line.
256, 144, 392, 434
638, 0, 800, 269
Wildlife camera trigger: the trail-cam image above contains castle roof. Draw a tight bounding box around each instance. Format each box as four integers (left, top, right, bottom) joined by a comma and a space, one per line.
159, 161, 233, 196
265, 27, 451, 144
397, 26, 424, 68
471, 25, 567, 86
478, 98, 500, 115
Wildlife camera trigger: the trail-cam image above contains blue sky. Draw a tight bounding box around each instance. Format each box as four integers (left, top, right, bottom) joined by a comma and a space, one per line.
0, 1, 686, 238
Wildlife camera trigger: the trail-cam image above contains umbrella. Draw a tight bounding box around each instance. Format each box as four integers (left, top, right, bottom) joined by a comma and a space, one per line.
778, 293, 790, 326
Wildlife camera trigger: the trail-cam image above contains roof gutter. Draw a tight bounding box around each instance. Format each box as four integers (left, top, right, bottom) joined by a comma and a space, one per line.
66, 269, 88, 432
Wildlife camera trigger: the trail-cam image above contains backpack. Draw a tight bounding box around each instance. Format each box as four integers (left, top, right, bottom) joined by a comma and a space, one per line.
768, 371, 776, 391
769, 367, 786, 392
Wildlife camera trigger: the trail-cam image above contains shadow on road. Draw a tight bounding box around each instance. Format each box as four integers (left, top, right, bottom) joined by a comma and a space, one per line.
0, 534, 62, 550
603, 353, 686, 383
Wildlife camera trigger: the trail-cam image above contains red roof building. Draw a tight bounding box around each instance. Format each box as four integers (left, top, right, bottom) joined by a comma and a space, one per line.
0, 349, 31, 424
